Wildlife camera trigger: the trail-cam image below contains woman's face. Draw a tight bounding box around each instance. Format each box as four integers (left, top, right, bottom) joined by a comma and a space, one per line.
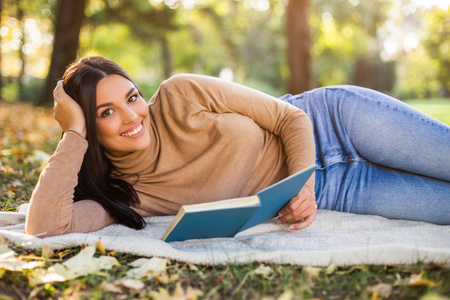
95, 74, 151, 156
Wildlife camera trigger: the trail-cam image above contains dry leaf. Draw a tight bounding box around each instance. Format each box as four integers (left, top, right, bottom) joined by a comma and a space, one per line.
407, 274, 438, 287
304, 266, 320, 278
277, 290, 294, 300
326, 263, 337, 275
96, 238, 106, 254
0, 243, 44, 271
41, 244, 54, 259
126, 257, 168, 279
420, 293, 450, 300
366, 283, 392, 298
30, 246, 120, 285
114, 278, 145, 290
100, 282, 123, 293
254, 264, 273, 278
149, 282, 202, 300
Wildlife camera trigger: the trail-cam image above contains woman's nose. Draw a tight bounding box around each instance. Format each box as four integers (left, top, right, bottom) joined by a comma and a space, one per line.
122, 107, 138, 124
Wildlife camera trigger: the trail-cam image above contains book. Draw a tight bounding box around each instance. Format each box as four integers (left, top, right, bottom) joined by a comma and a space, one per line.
162, 165, 317, 242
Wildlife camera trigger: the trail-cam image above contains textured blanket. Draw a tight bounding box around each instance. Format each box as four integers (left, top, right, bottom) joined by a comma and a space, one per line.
1, 207, 449, 267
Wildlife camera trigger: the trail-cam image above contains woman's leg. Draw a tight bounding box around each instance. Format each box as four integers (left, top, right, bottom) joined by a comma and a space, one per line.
280, 86, 450, 224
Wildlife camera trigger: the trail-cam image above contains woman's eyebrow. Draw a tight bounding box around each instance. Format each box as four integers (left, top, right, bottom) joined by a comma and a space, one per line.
125, 87, 136, 99
96, 87, 136, 111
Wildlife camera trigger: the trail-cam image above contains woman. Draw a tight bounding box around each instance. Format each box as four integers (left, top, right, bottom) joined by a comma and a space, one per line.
26, 56, 450, 237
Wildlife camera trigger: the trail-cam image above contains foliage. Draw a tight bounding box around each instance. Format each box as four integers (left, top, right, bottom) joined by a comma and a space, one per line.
422, 7, 450, 96
2, 0, 450, 100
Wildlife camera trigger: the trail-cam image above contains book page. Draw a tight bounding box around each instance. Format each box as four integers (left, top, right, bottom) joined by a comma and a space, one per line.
183, 196, 260, 213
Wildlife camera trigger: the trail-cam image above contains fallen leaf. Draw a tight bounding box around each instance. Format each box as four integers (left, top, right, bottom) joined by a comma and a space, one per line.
149, 282, 202, 300
366, 283, 392, 298
41, 244, 54, 259
114, 278, 145, 290
304, 266, 320, 278
100, 282, 123, 293
30, 246, 120, 285
126, 257, 168, 279
420, 293, 450, 300
0, 243, 44, 271
407, 274, 438, 287
96, 238, 106, 254
277, 290, 294, 300
254, 264, 273, 278
7, 186, 19, 193
326, 263, 337, 275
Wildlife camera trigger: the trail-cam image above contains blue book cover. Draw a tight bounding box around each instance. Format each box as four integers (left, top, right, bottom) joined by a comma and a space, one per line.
162, 165, 317, 242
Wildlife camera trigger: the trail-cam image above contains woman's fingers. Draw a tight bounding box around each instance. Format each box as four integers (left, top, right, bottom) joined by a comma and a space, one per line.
289, 212, 317, 230
52, 81, 87, 138
277, 188, 317, 229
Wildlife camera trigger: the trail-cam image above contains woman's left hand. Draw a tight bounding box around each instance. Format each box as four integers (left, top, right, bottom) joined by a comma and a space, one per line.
277, 188, 317, 230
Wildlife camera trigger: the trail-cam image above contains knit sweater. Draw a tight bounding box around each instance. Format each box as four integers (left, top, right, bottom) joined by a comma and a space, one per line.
26, 74, 315, 237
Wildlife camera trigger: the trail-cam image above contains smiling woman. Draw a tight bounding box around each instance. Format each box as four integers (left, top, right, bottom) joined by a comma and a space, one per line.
95, 75, 151, 157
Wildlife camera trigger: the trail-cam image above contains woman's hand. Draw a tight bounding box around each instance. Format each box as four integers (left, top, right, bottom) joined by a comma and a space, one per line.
53, 80, 87, 138
277, 188, 317, 230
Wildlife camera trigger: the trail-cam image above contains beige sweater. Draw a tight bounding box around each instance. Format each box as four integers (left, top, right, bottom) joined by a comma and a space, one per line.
26, 74, 315, 237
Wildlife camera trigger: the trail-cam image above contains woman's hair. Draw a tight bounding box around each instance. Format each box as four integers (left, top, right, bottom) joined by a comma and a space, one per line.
62, 56, 146, 230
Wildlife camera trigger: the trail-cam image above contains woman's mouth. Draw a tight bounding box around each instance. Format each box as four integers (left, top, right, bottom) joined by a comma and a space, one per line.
120, 122, 144, 137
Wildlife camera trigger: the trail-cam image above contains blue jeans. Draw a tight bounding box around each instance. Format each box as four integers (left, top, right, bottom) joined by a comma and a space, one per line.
280, 86, 450, 225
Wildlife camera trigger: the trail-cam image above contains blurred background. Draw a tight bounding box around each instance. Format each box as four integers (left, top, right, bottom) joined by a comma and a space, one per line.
0, 0, 449, 106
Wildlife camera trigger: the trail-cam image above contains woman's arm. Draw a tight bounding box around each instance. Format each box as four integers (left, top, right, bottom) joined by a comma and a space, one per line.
26, 131, 115, 236
158, 74, 317, 229
158, 74, 316, 191
26, 82, 114, 237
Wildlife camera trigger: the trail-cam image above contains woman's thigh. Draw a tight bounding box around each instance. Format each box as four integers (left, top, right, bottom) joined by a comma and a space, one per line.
282, 85, 450, 182
316, 160, 450, 225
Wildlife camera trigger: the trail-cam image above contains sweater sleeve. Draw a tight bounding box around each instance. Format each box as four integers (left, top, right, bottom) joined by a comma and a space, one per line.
26, 131, 114, 237
158, 74, 316, 193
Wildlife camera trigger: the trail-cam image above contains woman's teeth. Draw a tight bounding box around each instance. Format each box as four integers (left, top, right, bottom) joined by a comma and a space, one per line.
121, 124, 143, 137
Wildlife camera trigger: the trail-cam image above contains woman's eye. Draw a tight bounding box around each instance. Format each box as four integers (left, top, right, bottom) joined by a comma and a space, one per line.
101, 108, 114, 118
128, 95, 138, 103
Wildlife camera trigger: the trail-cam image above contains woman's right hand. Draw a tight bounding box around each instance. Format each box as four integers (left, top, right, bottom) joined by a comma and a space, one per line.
53, 80, 87, 138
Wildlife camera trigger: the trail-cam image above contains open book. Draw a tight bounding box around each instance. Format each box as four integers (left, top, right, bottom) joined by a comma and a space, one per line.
162, 165, 317, 242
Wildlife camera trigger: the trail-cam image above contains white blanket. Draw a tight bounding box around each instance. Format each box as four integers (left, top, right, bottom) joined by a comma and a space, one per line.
1, 207, 449, 266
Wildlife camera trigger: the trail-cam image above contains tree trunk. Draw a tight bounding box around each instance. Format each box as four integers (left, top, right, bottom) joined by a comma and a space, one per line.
0, 0, 3, 101
18, 2, 26, 100
38, 0, 87, 105
287, 0, 314, 94
160, 35, 172, 79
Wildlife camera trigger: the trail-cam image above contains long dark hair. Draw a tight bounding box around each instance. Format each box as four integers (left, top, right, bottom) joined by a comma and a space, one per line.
62, 56, 146, 229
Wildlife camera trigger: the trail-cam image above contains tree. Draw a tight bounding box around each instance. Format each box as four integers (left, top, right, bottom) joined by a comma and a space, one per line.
0, 0, 3, 101
286, 0, 314, 94
38, 0, 87, 105
423, 7, 450, 97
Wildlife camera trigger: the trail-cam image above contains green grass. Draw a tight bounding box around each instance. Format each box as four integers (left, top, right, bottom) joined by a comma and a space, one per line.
0, 101, 449, 299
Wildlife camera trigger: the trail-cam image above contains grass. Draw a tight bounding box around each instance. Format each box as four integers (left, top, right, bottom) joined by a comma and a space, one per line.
1, 99, 449, 300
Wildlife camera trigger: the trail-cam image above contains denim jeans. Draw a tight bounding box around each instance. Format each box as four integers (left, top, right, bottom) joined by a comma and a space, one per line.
280, 86, 450, 225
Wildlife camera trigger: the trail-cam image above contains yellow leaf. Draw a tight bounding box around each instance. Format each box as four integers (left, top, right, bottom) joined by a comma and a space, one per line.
126, 257, 168, 279
420, 293, 450, 300
99, 282, 122, 293
407, 273, 438, 287
254, 264, 273, 278
277, 290, 294, 300
96, 238, 106, 254
114, 278, 145, 290
326, 263, 337, 275
304, 266, 320, 278
366, 283, 392, 298
7, 186, 19, 193
41, 244, 54, 259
